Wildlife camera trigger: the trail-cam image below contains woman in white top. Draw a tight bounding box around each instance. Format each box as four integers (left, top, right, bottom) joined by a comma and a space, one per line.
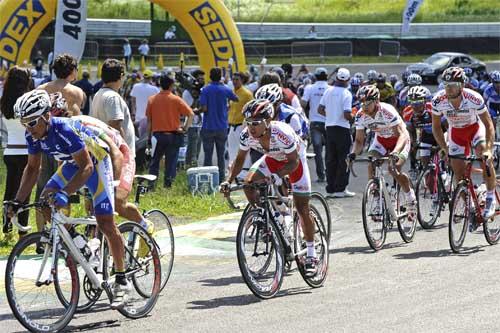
0, 66, 33, 240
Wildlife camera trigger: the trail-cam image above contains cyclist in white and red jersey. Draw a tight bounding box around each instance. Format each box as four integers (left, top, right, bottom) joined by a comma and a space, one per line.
432, 66, 497, 218
220, 99, 318, 276
348, 85, 416, 214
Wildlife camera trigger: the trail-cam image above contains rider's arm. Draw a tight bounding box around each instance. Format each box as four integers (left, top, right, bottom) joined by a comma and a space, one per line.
63, 149, 95, 195
392, 122, 410, 154
351, 129, 366, 155
15, 153, 42, 202
226, 149, 248, 183
99, 134, 123, 180
432, 113, 447, 150
276, 149, 300, 178
318, 104, 326, 116
478, 108, 495, 152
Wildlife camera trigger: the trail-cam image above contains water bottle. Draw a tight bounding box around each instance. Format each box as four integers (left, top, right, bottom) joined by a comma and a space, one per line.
87, 238, 101, 268
72, 232, 91, 259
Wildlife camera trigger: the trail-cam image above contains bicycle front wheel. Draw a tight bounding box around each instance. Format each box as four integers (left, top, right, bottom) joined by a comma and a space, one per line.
449, 182, 470, 253
310, 192, 332, 244
396, 184, 417, 243
362, 179, 387, 251
236, 209, 285, 299
416, 166, 443, 229
5, 232, 79, 333
483, 183, 500, 245
145, 209, 175, 291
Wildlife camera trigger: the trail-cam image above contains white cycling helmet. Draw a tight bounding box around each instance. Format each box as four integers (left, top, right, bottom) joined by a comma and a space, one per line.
354, 72, 364, 80
407, 86, 428, 103
255, 83, 283, 104
367, 70, 378, 81
490, 71, 500, 83
14, 90, 51, 119
407, 73, 422, 86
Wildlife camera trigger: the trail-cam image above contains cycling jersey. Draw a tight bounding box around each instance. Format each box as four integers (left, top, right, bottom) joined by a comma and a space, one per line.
355, 102, 403, 138
483, 83, 500, 119
378, 83, 396, 104
277, 103, 309, 138
403, 103, 434, 135
432, 88, 487, 128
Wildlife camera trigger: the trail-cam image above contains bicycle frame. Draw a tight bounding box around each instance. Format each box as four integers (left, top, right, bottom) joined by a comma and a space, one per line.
372, 159, 407, 223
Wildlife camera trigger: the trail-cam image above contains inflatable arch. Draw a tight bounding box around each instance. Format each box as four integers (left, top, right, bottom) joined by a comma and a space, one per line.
0, 0, 246, 74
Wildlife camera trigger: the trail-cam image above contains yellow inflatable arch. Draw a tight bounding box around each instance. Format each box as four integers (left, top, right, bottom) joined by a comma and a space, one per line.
0, 0, 246, 74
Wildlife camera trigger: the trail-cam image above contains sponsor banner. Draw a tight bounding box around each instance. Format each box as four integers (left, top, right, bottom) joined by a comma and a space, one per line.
0, 0, 57, 68
54, 0, 87, 61
401, 0, 424, 35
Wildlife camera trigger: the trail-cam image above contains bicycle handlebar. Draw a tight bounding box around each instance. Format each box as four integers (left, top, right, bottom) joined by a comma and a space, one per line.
3, 200, 48, 233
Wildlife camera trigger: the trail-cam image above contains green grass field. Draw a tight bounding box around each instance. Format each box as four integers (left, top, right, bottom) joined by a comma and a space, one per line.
89, 0, 500, 23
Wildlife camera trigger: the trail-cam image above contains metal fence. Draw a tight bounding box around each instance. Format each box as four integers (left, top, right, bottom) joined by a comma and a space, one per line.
378, 40, 401, 62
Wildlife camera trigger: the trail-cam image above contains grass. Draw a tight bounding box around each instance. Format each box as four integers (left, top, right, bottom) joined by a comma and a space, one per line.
88, 0, 500, 23
0, 161, 232, 256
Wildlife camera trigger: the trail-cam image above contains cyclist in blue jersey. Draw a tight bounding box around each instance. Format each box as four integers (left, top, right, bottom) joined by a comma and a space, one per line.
7, 90, 130, 309
483, 71, 500, 137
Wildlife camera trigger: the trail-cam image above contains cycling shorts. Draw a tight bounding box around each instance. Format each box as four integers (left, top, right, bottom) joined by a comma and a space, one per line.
250, 155, 311, 196
418, 132, 439, 158
448, 122, 485, 156
368, 135, 411, 160
45, 156, 115, 215
118, 143, 135, 193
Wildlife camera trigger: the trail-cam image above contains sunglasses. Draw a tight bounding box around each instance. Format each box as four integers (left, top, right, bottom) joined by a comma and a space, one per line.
245, 119, 265, 126
21, 116, 42, 129
444, 82, 462, 88
409, 99, 425, 106
361, 100, 376, 107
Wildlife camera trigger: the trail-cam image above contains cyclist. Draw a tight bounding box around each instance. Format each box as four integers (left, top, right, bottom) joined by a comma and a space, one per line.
8, 90, 130, 309
432, 67, 497, 218
348, 85, 416, 215
398, 73, 423, 112
463, 67, 479, 91
376, 73, 396, 106
221, 99, 318, 276
483, 70, 500, 137
363, 70, 378, 86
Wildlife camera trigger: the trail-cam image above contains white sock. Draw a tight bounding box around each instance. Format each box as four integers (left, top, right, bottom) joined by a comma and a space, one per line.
406, 189, 416, 202
306, 241, 316, 257
486, 191, 495, 201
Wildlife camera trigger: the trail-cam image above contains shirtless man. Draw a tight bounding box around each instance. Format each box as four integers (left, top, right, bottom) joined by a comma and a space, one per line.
38, 53, 85, 116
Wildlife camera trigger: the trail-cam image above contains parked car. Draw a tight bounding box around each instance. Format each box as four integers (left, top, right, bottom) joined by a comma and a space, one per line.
406, 52, 486, 84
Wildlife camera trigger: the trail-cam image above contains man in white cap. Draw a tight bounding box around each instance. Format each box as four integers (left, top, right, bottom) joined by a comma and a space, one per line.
318, 67, 354, 198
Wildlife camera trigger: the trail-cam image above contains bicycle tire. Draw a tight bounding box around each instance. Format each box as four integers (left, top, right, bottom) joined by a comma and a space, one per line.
362, 179, 387, 251
449, 181, 470, 253
416, 166, 443, 229
483, 182, 500, 245
310, 192, 332, 244
144, 209, 175, 291
294, 204, 329, 288
236, 209, 285, 299
116, 222, 162, 318
6, 232, 80, 333
396, 183, 417, 243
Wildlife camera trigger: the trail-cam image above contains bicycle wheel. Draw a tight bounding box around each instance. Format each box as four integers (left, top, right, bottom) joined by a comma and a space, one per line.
362, 179, 387, 251
449, 181, 471, 253
483, 183, 500, 245
5, 232, 79, 333
236, 209, 285, 299
111, 222, 162, 318
310, 192, 332, 244
416, 166, 443, 229
294, 204, 329, 288
145, 209, 174, 291
396, 184, 417, 243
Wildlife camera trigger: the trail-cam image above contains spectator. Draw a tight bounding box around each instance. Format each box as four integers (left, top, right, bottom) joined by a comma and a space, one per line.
308, 25, 318, 38
130, 69, 160, 137
227, 72, 253, 167
138, 39, 150, 61
32, 50, 44, 78
318, 68, 354, 198
199, 67, 238, 182
123, 38, 132, 70
0, 66, 33, 241
301, 67, 329, 182
146, 74, 194, 187
91, 58, 136, 161
164, 26, 176, 40
74, 70, 94, 115
184, 81, 203, 167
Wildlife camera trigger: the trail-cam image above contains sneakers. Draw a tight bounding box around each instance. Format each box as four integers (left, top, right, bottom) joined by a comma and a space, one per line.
138, 219, 155, 258
330, 189, 356, 198
304, 256, 318, 278
483, 197, 497, 219
110, 280, 132, 310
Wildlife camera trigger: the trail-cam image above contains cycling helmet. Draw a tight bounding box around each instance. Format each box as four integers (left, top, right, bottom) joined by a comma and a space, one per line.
49, 92, 69, 117
407, 86, 428, 104
402, 70, 411, 84
463, 67, 473, 77
351, 77, 361, 86
357, 85, 380, 102
242, 99, 274, 120
367, 70, 378, 81
407, 73, 422, 86
255, 83, 283, 104
354, 72, 364, 80
490, 71, 500, 83
389, 74, 398, 83
376, 72, 387, 83
442, 67, 465, 83
14, 90, 51, 119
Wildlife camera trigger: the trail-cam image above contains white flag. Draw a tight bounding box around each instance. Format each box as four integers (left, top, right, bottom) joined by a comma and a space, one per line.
401, 0, 424, 35
54, 0, 87, 61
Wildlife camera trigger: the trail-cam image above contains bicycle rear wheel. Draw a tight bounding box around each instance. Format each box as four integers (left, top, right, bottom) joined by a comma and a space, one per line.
144, 209, 175, 291
362, 179, 387, 251
236, 209, 284, 299
294, 204, 329, 288
396, 184, 417, 243
483, 183, 500, 245
5, 232, 79, 333
310, 192, 332, 244
416, 166, 443, 229
449, 182, 470, 253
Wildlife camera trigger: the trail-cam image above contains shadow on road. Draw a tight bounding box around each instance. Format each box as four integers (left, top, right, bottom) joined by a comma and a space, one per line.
393, 245, 487, 259
418, 223, 447, 231
331, 242, 405, 255
198, 275, 243, 287
66, 319, 121, 332
187, 293, 261, 309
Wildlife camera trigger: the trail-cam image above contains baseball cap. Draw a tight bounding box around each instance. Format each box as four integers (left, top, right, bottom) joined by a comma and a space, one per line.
143, 69, 154, 78
315, 67, 328, 76
336, 68, 350, 81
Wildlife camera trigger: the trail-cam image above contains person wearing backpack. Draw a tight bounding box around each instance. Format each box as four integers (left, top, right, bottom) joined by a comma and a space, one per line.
318, 68, 355, 198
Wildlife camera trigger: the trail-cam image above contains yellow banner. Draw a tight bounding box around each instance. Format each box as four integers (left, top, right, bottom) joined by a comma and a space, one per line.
0, 0, 56, 67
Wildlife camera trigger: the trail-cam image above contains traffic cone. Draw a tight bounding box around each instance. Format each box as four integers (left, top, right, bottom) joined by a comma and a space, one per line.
97, 61, 102, 79
140, 56, 146, 72
179, 52, 185, 72
87, 61, 92, 79
77, 63, 83, 80
130, 57, 136, 70
157, 54, 164, 71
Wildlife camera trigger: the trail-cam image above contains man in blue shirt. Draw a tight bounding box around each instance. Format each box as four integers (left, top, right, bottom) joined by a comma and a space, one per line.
199, 67, 238, 181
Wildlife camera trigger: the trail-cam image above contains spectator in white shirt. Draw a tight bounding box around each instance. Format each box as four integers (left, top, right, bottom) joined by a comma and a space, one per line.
123, 38, 132, 70
130, 69, 160, 137
138, 39, 150, 61
318, 68, 354, 198
301, 67, 329, 182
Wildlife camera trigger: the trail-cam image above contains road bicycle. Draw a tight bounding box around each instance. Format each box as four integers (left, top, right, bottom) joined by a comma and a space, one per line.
228, 181, 329, 299
350, 156, 417, 251
448, 155, 500, 253
415, 145, 453, 229
4, 199, 161, 333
